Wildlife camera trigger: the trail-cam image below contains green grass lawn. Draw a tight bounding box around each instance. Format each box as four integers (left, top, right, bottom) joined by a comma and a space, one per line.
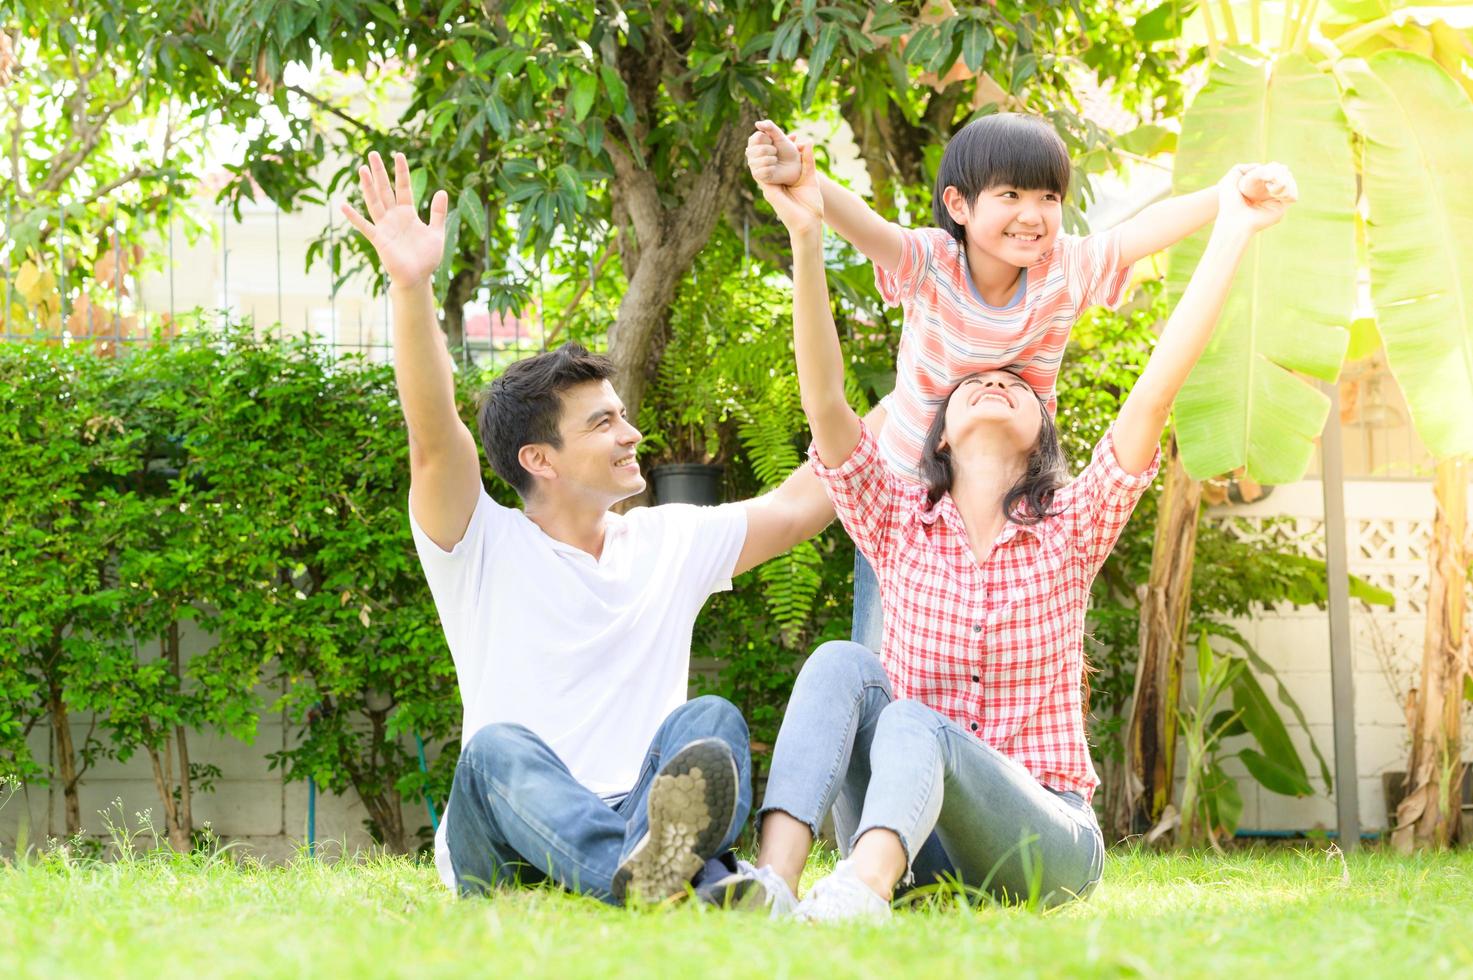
3, 838, 1471, 979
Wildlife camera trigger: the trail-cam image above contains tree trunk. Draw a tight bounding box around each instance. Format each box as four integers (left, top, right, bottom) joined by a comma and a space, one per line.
438, 261, 483, 354
603, 107, 758, 424
1394, 458, 1469, 850
141, 625, 193, 853
47, 675, 82, 837
166, 622, 193, 852
1118, 436, 1202, 837
358, 784, 410, 854
143, 735, 180, 849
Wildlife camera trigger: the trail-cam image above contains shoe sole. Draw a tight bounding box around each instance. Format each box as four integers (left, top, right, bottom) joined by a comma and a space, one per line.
612, 738, 737, 905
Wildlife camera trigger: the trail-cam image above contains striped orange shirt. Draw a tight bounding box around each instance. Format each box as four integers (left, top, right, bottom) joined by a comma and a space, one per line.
876, 226, 1131, 480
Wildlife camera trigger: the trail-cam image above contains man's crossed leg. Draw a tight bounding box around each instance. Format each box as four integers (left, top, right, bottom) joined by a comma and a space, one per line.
445, 695, 753, 906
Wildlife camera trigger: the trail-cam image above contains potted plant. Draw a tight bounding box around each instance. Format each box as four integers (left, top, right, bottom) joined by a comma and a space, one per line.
639, 297, 736, 506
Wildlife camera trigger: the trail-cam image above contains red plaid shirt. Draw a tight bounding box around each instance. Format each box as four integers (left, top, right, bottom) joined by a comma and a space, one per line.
812, 422, 1159, 801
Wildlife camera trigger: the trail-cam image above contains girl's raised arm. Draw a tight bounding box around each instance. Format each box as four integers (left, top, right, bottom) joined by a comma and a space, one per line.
1112, 166, 1297, 474
758, 141, 864, 466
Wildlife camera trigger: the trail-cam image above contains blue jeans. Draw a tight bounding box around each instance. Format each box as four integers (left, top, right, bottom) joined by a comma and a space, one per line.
851, 550, 883, 652
445, 695, 752, 904
760, 641, 1104, 907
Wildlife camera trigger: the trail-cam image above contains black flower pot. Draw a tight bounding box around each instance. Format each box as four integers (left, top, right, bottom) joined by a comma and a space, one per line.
652, 463, 724, 506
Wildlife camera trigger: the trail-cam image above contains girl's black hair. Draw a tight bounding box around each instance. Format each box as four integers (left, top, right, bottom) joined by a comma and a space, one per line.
916, 370, 1069, 523
932, 114, 1072, 243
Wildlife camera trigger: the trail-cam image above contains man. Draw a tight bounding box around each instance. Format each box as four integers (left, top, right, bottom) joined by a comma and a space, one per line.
341, 151, 830, 909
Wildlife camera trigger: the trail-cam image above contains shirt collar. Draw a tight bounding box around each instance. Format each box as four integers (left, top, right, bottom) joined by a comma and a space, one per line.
915, 492, 1042, 545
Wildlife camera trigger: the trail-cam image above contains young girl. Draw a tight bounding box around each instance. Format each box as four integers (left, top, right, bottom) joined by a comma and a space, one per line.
746, 140, 1293, 920
747, 114, 1291, 480
748, 114, 1293, 651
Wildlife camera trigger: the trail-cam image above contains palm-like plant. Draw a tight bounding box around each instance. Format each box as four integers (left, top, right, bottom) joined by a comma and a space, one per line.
1131, 1, 1473, 845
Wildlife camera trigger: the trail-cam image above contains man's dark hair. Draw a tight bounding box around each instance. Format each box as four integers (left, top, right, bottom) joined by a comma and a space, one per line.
476, 342, 614, 498
916, 369, 1069, 523
932, 113, 1072, 243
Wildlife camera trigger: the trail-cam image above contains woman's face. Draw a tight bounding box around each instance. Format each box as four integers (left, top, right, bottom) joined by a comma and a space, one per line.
937, 370, 1043, 461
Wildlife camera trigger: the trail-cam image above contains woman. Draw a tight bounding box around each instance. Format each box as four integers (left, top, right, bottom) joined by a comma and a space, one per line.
747, 141, 1294, 921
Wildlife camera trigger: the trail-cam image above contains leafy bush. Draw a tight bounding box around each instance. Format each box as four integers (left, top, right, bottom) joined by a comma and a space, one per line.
0, 330, 469, 852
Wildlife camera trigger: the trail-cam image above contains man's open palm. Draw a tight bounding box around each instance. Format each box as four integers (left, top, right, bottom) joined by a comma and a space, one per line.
341, 151, 449, 290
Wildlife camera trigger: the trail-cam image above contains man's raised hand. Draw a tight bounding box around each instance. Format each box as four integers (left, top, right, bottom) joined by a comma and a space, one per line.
340, 151, 449, 291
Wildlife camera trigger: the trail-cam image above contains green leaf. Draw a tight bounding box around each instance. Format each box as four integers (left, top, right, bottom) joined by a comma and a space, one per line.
802, 23, 840, 110
1231, 665, 1312, 796
1341, 51, 1473, 459
449, 38, 476, 71
1204, 760, 1244, 834
1240, 746, 1313, 797
457, 189, 486, 243
1209, 708, 1247, 739
1171, 49, 1355, 484
961, 20, 992, 72
366, 2, 398, 25
1010, 53, 1037, 92
1116, 123, 1177, 157
569, 70, 598, 123
1347, 572, 1396, 607
1344, 316, 1383, 362
1221, 627, 1333, 790
1134, 0, 1190, 43
599, 65, 628, 115
433, 207, 460, 298
1196, 630, 1216, 689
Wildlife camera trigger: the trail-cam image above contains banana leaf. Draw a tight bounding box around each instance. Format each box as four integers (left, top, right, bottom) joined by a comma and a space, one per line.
1340, 51, 1473, 459
1169, 48, 1356, 484
1232, 663, 1314, 797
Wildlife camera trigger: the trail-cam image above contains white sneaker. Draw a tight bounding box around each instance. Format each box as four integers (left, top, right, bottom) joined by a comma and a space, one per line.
736, 859, 799, 918
794, 859, 892, 924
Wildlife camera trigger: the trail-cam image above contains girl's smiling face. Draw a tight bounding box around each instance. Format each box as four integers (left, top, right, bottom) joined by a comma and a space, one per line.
942, 183, 1062, 271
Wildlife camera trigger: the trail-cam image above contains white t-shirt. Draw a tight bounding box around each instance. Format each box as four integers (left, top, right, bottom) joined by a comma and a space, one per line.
408, 489, 748, 890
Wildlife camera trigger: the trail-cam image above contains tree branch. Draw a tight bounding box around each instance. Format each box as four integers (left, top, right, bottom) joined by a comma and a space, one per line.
546, 239, 619, 345
3, 86, 23, 200
285, 84, 378, 136
39, 76, 147, 195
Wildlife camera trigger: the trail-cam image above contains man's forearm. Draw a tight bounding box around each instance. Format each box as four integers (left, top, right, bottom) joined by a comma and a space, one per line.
389, 281, 464, 453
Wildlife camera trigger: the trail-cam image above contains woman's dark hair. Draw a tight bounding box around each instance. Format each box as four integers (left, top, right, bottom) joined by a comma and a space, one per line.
476, 342, 614, 499
916, 370, 1069, 523
932, 113, 1072, 243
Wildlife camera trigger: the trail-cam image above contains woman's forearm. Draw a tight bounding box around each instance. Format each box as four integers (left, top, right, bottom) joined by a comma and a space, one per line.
1113, 223, 1254, 472
791, 228, 863, 465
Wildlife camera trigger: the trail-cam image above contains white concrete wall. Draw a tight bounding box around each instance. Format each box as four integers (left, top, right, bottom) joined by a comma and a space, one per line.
0, 620, 384, 861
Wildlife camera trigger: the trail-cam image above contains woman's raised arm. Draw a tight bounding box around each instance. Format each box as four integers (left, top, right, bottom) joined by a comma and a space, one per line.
759, 141, 864, 466
1112, 165, 1297, 474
